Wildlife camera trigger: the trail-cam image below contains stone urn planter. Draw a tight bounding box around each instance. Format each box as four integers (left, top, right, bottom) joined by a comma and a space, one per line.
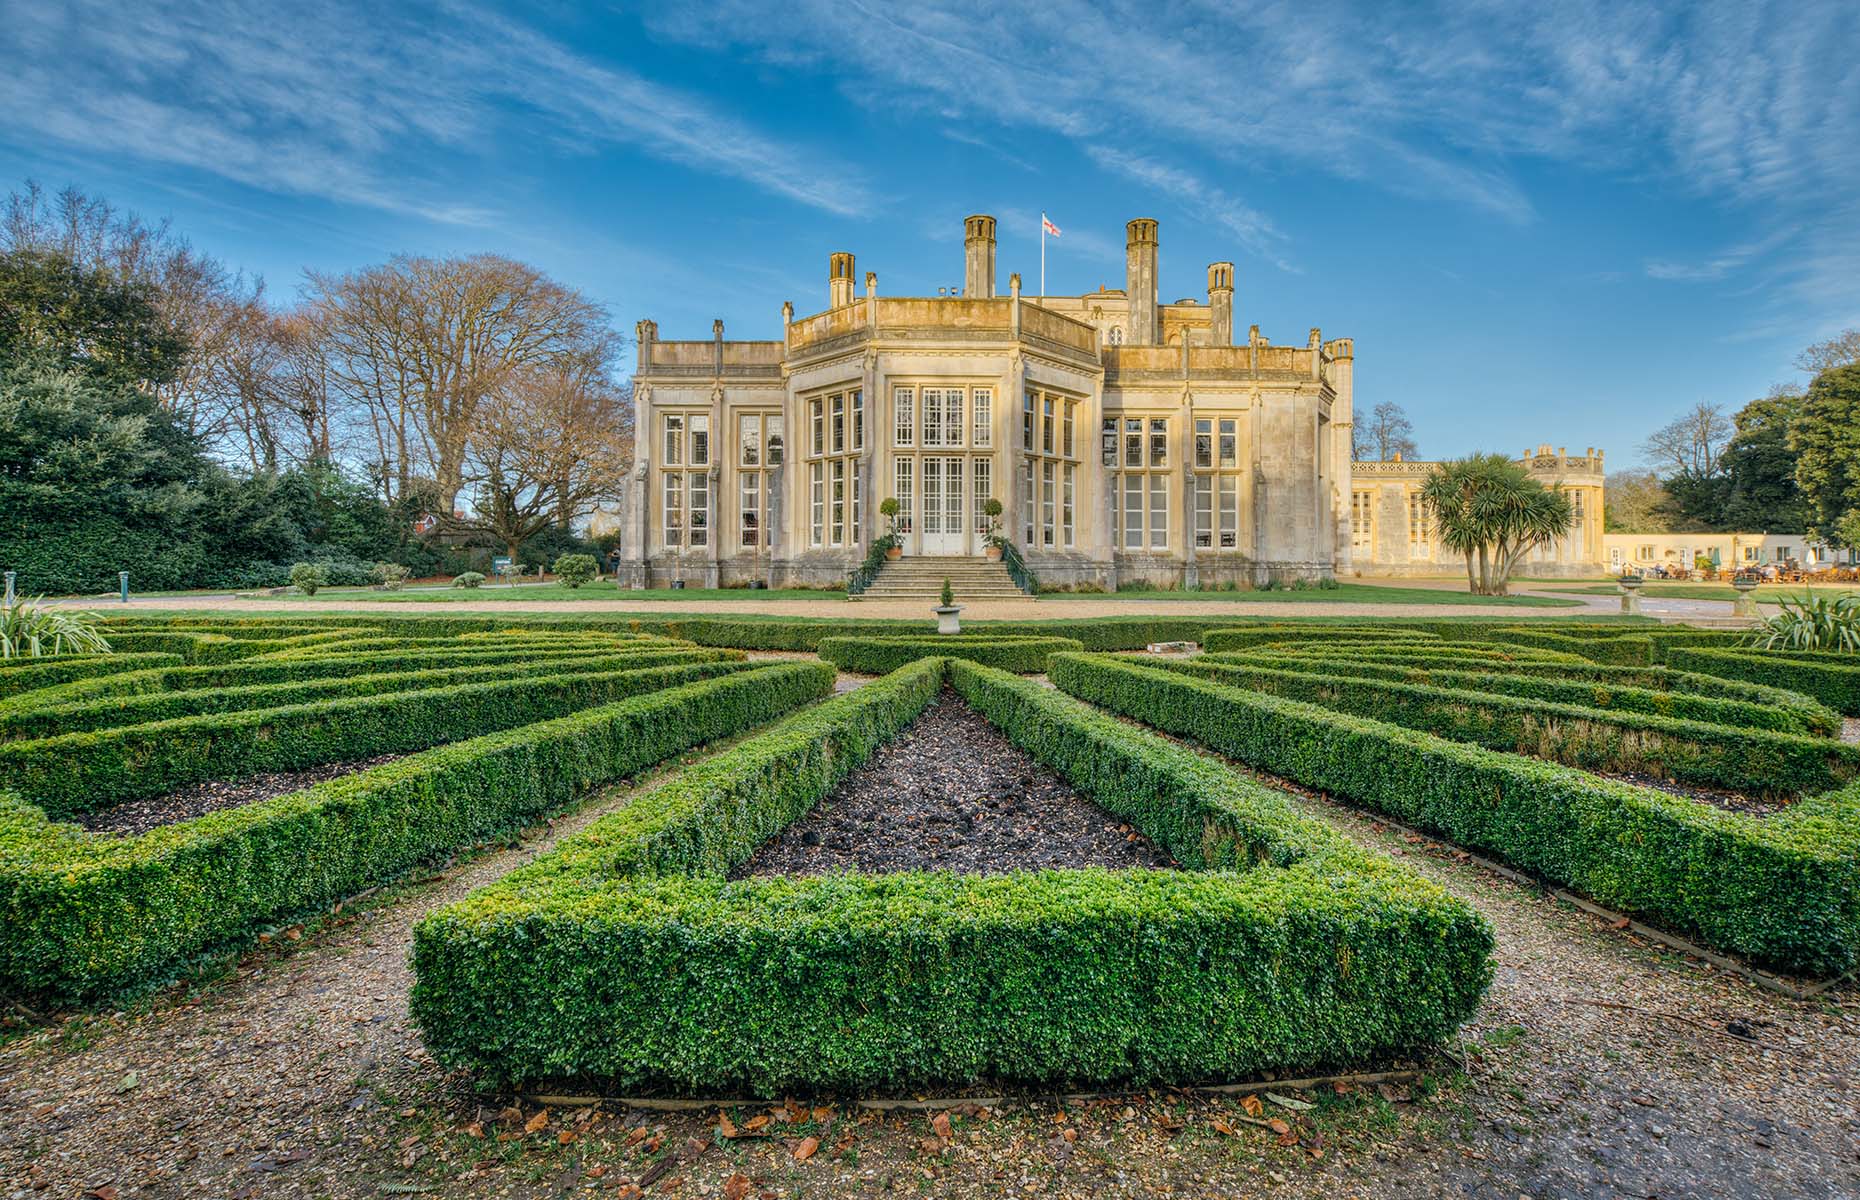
1617, 573, 1643, 615
934, 604, 963, 634
1731, 574, 1761, 619
984, 543, 1002, 562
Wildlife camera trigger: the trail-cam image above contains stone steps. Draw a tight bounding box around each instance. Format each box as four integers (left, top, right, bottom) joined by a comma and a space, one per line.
854, 556, 1027, 600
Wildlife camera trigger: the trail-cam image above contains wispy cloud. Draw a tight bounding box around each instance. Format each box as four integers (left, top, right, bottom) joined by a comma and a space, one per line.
0, 0, 872, 224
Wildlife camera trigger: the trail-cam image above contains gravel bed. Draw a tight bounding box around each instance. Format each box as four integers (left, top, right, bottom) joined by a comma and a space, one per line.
732, 690, 1175, 877
70, 755, 404, 836
1596, 770, 1794, 816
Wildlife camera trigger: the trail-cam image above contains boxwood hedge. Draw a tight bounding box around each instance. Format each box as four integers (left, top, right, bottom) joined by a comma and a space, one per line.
0, 653, 187, 699
1050, 653, 1860, 978
410, 657, 1493, 1093
816, 635, 1083, 674
1666, 647, 1860, 717
0, 661, 833, 1005
1, 658, 761, 817
1135, 656, 1859, 797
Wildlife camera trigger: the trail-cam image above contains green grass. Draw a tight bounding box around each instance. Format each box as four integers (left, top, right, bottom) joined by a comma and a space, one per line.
277, 583, 850, 602
1546, 583, 1860, 602
1065, 583, 1578, 607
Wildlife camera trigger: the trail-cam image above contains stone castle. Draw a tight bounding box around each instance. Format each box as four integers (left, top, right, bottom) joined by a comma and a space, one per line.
609, 215, 1601, 588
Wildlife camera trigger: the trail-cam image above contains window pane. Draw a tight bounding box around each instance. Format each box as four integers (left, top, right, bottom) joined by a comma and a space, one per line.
1062, 464, 1075, 547
831, 394, 845, 454
894, 457, 915, 534
1021, 461, 1035, 544
924, 389, 944, 447
1124, 418, 1142, 468
923, 457, 943, 535
1042, 398, 1055, 453
1219, 420, 1237, 467
945, 389, 965, 448
1195, 419, 1212, 468
972, 389, 992, 448
810, 463, 824, 545
851, 390, 864, 451
1150, 418, 1167, 468
1023, 391, 1036, 451
1195, 475, 1212, 548
741, 473, 760, 547
1221, 477, 1239, 549
1123, 475, 1142, 548
945, 457, 962, 534
810, 400, 824, 457
664, 415, 684, 467
894, 387, 914, 447
831, 459, 846, 546
1041, 461, 1055, 547
663, 472, 683, 545
690, 415, 709, 467
739, 414, 760, 466
689, 473, 709, 546
973, 458, 992, 534
1150, 474, 1167, 547
767, 416, 785, 465
1063, 402, 1075, 457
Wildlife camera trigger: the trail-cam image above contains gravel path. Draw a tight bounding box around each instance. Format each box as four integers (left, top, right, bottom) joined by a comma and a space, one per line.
2, 686, 1854, 1199
70, 756, 404, 836
733, 693, 1174, 877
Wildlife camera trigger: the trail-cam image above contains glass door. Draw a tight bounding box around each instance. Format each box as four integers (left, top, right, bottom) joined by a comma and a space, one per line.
919, 456, 967, 554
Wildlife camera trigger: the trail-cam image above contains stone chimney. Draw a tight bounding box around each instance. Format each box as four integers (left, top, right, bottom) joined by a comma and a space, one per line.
1125, 219, 1159, 345
963, 215, 997, 299
1207, 262, 1234, 346
829, 252, 856, 308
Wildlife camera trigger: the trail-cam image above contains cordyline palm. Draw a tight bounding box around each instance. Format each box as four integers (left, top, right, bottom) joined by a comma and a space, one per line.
1419, 455, 1574, 595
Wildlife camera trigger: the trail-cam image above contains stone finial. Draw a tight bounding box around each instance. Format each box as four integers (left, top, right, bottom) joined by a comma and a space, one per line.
964, 214, 997, 299
865, 271, 876, 297
712, 318, 724, 339
1206, 262, 1234, 346
828, 251, 856, 308
1009, 272, 1021, 297
781, 300, 794, 325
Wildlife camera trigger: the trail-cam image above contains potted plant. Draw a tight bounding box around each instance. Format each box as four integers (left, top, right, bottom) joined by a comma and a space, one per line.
880, 498, 903, 559
933, 577, 962, 634
981, 498, 1005, 561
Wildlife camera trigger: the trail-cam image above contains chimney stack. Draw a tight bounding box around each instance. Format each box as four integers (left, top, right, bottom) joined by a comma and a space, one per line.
1125, 219, 1159, 345
1207, 262, 1234, 346
828, 252, 856, 308
963, 215, 997, 299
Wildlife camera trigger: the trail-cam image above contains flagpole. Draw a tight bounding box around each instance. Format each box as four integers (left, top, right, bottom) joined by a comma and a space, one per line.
1040, 211, 1046, 299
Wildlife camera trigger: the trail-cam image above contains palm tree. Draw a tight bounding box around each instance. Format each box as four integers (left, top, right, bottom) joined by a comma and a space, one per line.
1419, 455, 1574, 595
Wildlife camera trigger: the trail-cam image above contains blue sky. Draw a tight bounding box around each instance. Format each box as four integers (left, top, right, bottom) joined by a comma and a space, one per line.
3, 0, 1856, 469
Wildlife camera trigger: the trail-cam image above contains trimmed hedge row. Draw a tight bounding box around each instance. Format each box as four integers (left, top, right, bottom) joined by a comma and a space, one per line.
817, 635, 1084, 675
1470, 627, 1656, 665
1051, 653, 1860, 977
410, 658, 1492, 1092
1667, 647, 1860, 716
1218, 652, 1837, 737
0, 662, 834, 1005
93, 628, 381, 664
1132, 656, 1859, 797
0, 653, 186, 699
1203, 627, 1441, 652
1, 659, 760, 817
0, 650, 738, 740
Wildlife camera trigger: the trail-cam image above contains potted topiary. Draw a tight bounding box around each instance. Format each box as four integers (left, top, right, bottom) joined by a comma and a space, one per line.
933, 577, 962, 634
981, 497, 1005, 561
880, 498, 903, 559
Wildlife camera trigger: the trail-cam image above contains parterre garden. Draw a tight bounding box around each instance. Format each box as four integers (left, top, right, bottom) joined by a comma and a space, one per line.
3, 610, 1857, 1105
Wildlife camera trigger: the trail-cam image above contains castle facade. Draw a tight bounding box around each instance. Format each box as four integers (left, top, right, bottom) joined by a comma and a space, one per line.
615, 216, 1355, 590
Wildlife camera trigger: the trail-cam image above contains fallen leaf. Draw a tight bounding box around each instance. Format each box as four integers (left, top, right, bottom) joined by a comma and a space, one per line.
811, 1106, 834, 1123
1240, 1095, 1263, 1117
930, 1112, 952, 1141
1211, 1119, 1236, 1137
723, 1172, 752, 1200
114, 1071, 138, 1094
1267, 1119, 1291, 1136
1265, 1092, 1313, 1113
524, 1110, 549, 1134
717, 1111, 739, 1139
557, 1130, 575, 1145
463, 1122, 484, 1139
1611, 917, 1631, 931
85, 1189, 119, 1200
793, 1136, 819, 1162
638, 1158, 674, 1188
742, 1115, 770, 1132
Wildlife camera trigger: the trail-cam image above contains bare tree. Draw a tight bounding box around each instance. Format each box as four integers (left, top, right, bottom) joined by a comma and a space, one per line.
1641, 402, 1731, 479
1352, 400, 1419, 461
212, 305, 338, 472
456, 362, 632, 558
304, 255, 612, 512
1796, 328, 1860, 375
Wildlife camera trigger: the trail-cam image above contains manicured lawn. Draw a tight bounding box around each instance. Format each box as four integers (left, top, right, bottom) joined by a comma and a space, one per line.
281, 583, 850, 602
1545, 583, 1860, 602
1075, 583, 1578, 606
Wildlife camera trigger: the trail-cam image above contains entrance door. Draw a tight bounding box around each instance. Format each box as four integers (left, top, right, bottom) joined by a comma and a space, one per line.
920, 456, 966, 554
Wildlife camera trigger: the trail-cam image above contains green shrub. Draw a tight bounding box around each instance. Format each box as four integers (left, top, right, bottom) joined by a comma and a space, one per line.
452, 572, 485, 589
1666, 647, 1860, 716
1050, 653, 1860, 978
1130, 656, 1859, 797
371, 562, 412, 591
1, 659, 763, 817
0, 662, 833, 1005
553, 554, 599, 588
816, 636, 1083, 674
410, 659, 1492, 1092
1751, 593, 1860, 653
289, 562, 329, 595
0, 652, 184, 700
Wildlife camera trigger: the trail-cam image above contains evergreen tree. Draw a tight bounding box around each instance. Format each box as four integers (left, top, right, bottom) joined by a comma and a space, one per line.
1791, 363, 1860, 545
